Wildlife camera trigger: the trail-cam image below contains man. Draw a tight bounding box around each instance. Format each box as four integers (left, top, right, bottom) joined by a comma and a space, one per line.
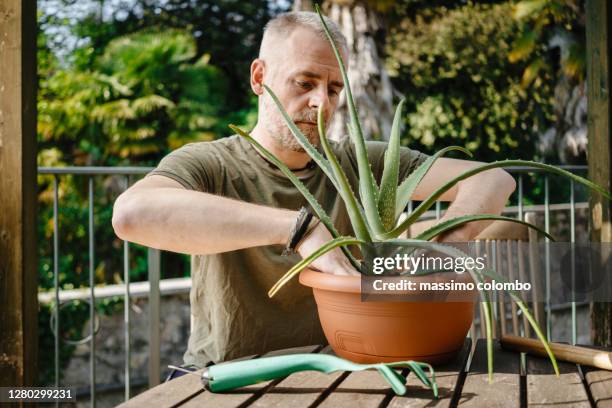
112, 11, 516, 368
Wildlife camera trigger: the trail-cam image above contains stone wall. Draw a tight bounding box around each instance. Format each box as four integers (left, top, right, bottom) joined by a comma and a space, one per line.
60, 293, 191, 407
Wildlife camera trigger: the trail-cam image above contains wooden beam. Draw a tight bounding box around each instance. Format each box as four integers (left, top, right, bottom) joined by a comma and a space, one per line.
586, 0, 612, 346
0, 0, 38, 386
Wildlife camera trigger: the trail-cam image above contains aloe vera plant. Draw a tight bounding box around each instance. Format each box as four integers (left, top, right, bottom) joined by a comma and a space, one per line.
230, 5, 612, 382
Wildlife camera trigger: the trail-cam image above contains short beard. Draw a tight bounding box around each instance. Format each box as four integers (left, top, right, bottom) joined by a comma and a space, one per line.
261, 93, 321, 152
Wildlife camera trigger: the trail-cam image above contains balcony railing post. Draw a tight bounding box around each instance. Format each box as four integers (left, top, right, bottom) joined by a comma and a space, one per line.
53, 175, 60, 408
570, 180, 577, 345
148, 248, 161, 387
518, 174, 524, 221
88, 177, 97, 406
123, 176, 131, 401
544, 175, 551, 340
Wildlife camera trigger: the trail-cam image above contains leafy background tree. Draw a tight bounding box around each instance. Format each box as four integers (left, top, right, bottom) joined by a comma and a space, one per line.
39, 29, 241, 165
386, 1, 555, 162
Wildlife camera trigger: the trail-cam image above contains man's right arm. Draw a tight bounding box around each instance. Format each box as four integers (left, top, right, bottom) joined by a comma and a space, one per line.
112, 175, 297, 255
112, 175, 357, 276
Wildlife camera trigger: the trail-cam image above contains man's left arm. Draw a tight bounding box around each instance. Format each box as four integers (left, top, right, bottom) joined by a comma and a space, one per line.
411, 157, 516, 242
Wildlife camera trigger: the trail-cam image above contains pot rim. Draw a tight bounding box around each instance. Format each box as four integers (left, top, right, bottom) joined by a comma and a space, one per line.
299, 268, 361, 293
299, 268, 479, 300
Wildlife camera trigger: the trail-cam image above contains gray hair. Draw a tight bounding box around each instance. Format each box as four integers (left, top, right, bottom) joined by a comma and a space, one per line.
259, 11, 348, 59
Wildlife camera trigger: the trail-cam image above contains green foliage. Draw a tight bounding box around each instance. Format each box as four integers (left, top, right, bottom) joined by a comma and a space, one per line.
57, 0, 286, 110
38, 29, 251, 165
386, 2, 557, 162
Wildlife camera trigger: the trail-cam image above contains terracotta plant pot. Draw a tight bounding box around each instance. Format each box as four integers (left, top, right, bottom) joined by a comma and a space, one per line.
299, 269, 477, 365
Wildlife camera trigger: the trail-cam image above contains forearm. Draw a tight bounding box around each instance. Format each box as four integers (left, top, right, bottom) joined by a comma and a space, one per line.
439, 169, 516, 240
112, 188, 296, 255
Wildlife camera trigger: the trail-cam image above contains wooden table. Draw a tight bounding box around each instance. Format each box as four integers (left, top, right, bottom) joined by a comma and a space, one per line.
120, 339, 612, 407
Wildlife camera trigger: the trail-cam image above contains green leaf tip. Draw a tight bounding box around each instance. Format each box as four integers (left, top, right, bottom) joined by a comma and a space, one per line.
267, 236, 362, 298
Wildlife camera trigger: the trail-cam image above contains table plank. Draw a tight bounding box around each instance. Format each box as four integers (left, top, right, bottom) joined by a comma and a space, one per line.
181, 345, 320, 407
117, 352, 260, 407
388, 338, 472, 408
251, 346, 346, 408
250, 370, 347, 408
317, 368, 392, 407
117, 366, 206, 408
583, 366, 612, 407
526, 354, 590, 407
459, 339, 521, 407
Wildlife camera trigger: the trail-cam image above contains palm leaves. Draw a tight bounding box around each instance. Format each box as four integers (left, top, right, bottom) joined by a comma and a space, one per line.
230, 4, 611, 381
39, 29, 234, 163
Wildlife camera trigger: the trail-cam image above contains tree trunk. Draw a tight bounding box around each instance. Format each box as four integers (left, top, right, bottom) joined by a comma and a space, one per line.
586, 0, 612, 347
294, 0, 395, 141
536, 2, 589, 165
539, 79, 588, 164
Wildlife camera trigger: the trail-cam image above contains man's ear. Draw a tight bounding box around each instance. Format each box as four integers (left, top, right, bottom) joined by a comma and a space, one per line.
250, 59, 265, 96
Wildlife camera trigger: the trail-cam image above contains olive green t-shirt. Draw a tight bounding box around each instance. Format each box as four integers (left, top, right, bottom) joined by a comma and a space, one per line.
147, 134, 427, 367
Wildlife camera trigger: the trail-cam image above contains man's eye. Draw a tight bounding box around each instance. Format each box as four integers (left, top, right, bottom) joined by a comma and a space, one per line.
329, 89, 339, 97
296, 80, 312, 89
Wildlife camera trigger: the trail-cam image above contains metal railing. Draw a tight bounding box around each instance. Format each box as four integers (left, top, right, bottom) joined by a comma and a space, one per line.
39, 167, 154, 407
38, 164, 588, 406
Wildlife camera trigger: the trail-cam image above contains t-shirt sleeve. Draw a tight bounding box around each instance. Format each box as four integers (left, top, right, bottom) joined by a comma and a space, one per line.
364, 140, 429, 182
398, 145, 429, 180
146, 142, 219, 192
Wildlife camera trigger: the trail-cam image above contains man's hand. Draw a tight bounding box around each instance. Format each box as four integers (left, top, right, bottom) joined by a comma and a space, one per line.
412, 157, 516, 241
295, 222, 360, 276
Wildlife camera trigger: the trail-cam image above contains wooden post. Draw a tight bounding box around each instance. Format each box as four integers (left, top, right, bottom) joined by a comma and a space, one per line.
586, 0, 612, 346
0, 0, 38, 386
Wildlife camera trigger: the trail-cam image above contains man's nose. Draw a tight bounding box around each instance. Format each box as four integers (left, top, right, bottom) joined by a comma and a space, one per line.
308, 87, 331, 118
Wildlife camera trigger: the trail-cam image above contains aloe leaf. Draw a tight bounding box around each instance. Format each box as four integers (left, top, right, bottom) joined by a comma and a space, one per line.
394, 146, 472, 219
389, 160, 612, 238
317, 106, 372, 242
413, 214, 555, 242
483, 297, 495, 383
473, 272, 495, 383
480, 268, 559, 376
514, 298, 560, 376
316, 5, 384, 237
378, 98, 405, 231
262, 85, 340, 192
267, 236, 363, 297
382, 239, 543, 381
385, 239, 558, 378
230, 124, 360, 270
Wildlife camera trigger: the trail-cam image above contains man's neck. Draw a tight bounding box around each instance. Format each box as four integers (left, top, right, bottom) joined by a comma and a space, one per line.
250, 124, 313, 170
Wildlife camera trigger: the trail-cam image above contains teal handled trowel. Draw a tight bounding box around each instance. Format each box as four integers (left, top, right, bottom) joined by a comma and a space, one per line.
170, 353, 438, 397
